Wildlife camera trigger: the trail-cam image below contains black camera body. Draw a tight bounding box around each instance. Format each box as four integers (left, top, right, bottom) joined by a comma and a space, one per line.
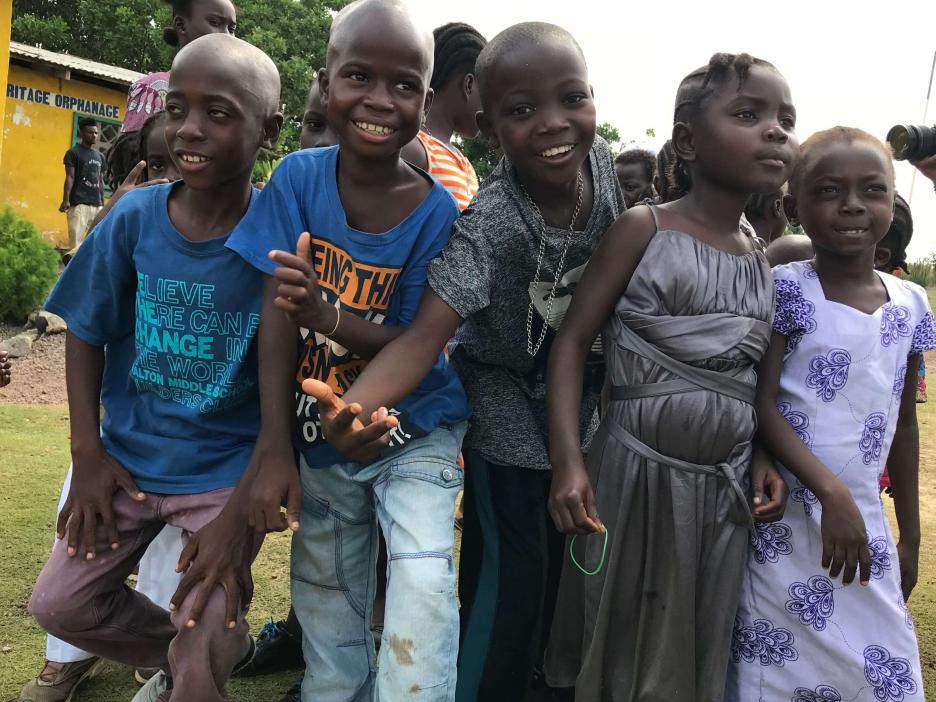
887, 124, 936, 161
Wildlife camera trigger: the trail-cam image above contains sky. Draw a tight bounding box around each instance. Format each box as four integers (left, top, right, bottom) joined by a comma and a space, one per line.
406, 0, 936, 259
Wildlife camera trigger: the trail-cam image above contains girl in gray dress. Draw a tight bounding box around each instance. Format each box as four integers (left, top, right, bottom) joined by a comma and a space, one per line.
544, 53, 797, 701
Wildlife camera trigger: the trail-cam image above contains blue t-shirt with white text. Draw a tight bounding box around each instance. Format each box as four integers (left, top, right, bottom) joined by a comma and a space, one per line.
227, 146, 470, 468
45, 182, 262, 494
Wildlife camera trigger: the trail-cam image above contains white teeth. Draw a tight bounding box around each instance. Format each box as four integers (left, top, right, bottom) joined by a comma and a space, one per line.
540, 144, 574, 158
180, 154, 208, 163
355, 121, 394, 136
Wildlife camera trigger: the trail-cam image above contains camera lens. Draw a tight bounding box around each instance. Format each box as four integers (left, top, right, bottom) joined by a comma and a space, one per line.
887, 124, 936, 161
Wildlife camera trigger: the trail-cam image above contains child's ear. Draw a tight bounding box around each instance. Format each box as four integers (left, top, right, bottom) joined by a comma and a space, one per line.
318, 69, 330, 107
462, 73, 474, 101
671, 122, 695, 165
477, 111, 499, 150
173, 14, 187, 42
261, 112, 285, 151
423, 88, 434, 123
782, 193, 799, 226
874, 246, 892, 270
589, 84, 595, 99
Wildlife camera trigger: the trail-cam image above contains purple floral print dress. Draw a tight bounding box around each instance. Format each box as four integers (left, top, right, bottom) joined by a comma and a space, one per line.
725, 261, 936, 702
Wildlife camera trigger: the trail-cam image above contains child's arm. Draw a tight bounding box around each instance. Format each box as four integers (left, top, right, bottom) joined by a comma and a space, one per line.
750, 440, 788, 523
547, 208, 657, 535
269, 232, 403, 359
60, 164, 75, 213
169, 278, 300, 629
58, 331, 145, 560
756, 333, 870, 585
885, 355, 922, 601
303, 289, 462, 462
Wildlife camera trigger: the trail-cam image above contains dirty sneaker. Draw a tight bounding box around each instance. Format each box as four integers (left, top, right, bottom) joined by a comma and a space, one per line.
18, 658, 102, 702
130, 669, 170, 702
235, 619, 303, 676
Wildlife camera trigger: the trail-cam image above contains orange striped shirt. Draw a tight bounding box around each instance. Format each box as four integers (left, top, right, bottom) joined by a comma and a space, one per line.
416, 130, 478, 211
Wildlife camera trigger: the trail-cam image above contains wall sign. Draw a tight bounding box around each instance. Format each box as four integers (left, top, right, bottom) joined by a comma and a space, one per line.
6, 83, 121, 119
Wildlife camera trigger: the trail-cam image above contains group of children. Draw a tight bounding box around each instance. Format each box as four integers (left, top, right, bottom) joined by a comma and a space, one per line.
13, 1, 936, 701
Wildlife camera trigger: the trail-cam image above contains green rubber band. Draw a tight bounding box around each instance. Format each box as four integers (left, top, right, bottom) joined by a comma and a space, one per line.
569, 528, 609, 576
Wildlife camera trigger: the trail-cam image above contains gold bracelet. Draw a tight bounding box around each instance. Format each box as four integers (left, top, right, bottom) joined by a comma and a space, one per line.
324, 307, 340, 336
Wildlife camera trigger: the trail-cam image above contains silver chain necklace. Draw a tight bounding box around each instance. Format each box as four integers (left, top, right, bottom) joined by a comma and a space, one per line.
519, 168, 585, 357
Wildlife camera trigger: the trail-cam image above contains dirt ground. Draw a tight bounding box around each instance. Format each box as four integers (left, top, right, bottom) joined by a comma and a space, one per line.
0, 322, 68, 405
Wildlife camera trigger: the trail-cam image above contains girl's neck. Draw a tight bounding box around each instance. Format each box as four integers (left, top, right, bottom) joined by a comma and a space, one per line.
678, 177, 749, 234
813, 247, 879, 288
171, 176, 253, 242
424, 108, 455, 147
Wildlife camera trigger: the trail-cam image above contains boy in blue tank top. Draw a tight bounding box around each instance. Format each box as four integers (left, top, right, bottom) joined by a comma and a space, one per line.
27, 35, 283, 702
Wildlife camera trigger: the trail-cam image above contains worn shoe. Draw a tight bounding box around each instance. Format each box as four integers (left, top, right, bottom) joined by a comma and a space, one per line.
18, 658, 102, 702
134, 667, 161, 685
280, 674, 302, 702
235, 619, 303, 676
130, 669, 170, 702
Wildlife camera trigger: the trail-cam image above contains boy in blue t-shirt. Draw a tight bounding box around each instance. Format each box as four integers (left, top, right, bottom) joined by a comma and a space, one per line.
224, 1, 470, 699
28, 35, 283, 702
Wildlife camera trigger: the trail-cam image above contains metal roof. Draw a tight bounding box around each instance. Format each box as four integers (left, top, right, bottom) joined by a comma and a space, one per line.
9, 41, 144, 87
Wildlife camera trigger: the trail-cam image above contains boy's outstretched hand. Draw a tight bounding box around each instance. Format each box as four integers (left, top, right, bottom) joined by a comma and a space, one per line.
302, 379, 398, 463
269, 232, 337, 332
57, 446, 145, 560
170, 508, 256, 630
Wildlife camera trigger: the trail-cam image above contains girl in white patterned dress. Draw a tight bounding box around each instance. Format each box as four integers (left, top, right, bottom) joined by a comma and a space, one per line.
726, 127, 936, 702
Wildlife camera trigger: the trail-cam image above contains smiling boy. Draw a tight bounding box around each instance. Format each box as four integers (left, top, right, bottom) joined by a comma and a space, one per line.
225, 1, 470, 699
28, 35, 282, 702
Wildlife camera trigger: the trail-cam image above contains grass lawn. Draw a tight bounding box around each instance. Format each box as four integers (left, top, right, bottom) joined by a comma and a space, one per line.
0, 405, 296, 700
2, 390, 936, 699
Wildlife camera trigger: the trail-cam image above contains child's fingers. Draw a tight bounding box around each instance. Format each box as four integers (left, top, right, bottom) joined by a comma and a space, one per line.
56, 502, 72, 540
272, 265, 311, 287
123, 160, 147, 186
330, 404, 363, 434
175, 539, 198, 574
275, 283, 309, 302
221, 578, 240, 629
100, 502, 120, 550
821, 533, 833, 570
184, 576, 215, 628
301, 379, 342, 411
859, 542, 871, 586
841, 545, 858, 585
82, 507, 97, 560
268, 250, 313, 275
286, 481, 302, 532
65, 511, 82, 557
272, 296, 300, 315
828, 544, 846, 579
296, 231, 312, 262
114, 468, 145, 502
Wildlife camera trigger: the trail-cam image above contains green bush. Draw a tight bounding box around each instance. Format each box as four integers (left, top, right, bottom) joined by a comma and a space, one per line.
907, 255, 936, 288
0, 207, 60, 323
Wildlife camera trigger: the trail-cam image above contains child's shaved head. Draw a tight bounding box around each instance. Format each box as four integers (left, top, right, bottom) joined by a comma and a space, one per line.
475, 22, 585, 110
327, 0, 434, 81
173, 33, 281, 115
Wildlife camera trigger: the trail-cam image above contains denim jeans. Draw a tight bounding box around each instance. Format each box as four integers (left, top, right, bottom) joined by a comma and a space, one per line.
292, 421, 467, 702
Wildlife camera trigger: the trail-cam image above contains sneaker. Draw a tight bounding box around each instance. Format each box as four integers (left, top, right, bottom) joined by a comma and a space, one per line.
134, 667, 161, 685
18, 658, 102, 702
280, 674, 302, 702
130, 669, 170, 702
235, 619, 303, 676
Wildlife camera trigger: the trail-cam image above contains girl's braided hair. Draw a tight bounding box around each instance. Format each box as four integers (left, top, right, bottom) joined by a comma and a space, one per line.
430, 22, 487, 93
671, 53, 777, 195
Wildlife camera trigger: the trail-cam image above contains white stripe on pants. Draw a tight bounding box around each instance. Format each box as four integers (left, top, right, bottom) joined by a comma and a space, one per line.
45, 466, 185, 663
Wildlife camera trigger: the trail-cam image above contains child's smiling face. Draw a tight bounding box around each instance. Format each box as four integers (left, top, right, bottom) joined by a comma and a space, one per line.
479, 36, 595, 188
321, 5, 433, 160
794, 139, 895, 258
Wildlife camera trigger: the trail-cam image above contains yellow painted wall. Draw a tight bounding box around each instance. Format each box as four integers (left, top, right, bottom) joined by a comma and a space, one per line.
2, 64, 126, 246
0, 0, 12, 167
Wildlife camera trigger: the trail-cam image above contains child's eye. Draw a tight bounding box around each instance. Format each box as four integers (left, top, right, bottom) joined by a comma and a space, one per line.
817, 185, 838, 194
396, 81, 416, 92
510, 105, 534, 116
208, 108, 230, 118
780, 115, 796, 128
165, 104, 184, 117
564, 94, 587, 105
735, 110, 756, 120
348, 73, 367, 83
866, 183, 888, 193
304, 119, 324, 130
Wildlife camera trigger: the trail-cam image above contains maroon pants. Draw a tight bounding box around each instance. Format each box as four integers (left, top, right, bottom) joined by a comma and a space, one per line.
29, 487, 259, 702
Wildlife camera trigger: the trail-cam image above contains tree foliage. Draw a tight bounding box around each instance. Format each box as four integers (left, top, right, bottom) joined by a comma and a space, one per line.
12, 0, 348, 152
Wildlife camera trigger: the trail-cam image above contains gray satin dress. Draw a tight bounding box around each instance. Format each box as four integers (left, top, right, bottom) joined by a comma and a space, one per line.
544, 211, 774, 702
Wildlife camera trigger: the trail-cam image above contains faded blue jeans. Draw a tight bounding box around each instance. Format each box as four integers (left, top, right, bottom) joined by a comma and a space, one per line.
292, 422, 467, 702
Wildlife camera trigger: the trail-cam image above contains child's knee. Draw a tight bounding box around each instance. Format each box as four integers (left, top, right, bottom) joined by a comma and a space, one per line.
29, 589, 90, 639
170, 581, 244, 634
